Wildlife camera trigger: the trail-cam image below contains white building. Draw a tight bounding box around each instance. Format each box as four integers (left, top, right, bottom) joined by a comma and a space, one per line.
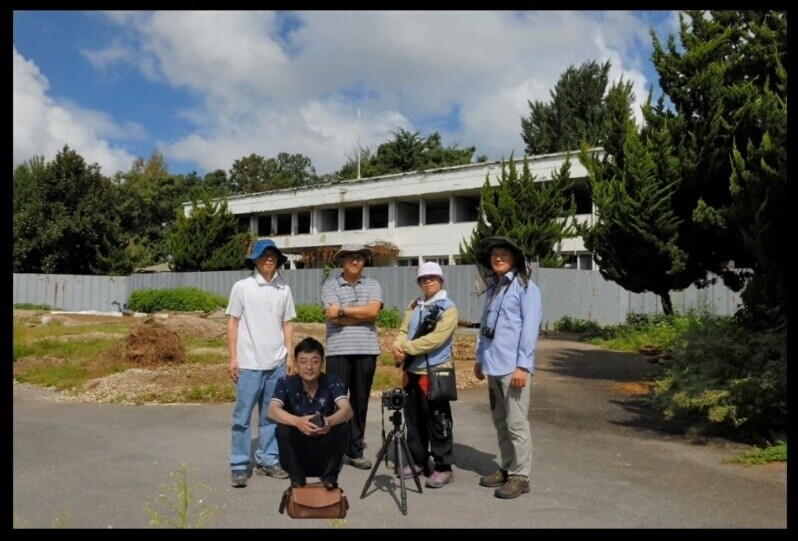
188, 150, 598, 270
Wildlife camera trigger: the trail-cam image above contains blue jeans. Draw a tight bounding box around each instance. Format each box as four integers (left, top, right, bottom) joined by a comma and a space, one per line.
230, 365, 285, 472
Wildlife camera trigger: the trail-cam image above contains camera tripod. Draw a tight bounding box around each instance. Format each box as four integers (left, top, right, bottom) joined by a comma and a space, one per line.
360, 408, 423, 515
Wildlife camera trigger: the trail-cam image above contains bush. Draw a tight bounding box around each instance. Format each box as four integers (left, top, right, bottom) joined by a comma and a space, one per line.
553, 315, 602, 335
295, 305, 326, 324
127, 287, 228, 313
14, 303, 52, 310
377, 307, 402, 329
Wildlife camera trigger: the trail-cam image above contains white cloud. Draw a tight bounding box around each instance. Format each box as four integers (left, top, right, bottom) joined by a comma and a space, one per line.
13, 47, 138, 175
16, 11, 675, 176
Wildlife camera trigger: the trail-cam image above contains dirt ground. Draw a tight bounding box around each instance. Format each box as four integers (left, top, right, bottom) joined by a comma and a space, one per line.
13, 309, 485, 404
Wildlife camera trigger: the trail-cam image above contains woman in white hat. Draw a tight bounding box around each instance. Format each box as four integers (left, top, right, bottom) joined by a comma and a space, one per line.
391, 261, 459, 489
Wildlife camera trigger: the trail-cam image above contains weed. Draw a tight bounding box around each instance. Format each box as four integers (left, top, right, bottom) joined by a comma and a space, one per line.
145, 462, 226, 528
722, 441, 787, 465
51, 506, 73, 528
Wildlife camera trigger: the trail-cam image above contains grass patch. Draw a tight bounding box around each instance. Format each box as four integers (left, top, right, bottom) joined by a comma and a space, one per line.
722, 442, 786, 465
372, 366, 402, 393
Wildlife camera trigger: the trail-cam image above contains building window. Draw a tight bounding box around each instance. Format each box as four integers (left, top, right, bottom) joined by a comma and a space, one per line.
424, 256, 449, 265
562, 254, 577, 269
257, 215, 272, 236
318, 208, 338, 232
453, 194, 480, 222
276, 213, 292, 235
237, 216, 251, 233
564, 182, 593, 215
368, 203, 389, 229
397, 257, 419, 266
425, 198, 450, 225
578, 253, 593, 270
344, 206, 363, 231
297, 212, 310, 234
396, 201, 419, 227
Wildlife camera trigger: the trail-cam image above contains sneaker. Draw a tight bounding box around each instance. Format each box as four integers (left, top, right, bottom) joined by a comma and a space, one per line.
256, 463, 289, 479
425, 470, 453, 489
231, 470, 248, 488
494, 475, 530, 499
479, 469, 508, 488
398, 464, 424, 479
343, 455, 372, 470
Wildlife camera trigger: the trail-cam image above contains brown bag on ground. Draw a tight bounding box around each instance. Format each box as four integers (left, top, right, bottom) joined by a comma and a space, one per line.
279, 482, 349, 519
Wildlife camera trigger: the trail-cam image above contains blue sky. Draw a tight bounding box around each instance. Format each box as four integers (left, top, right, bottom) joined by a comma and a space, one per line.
13, 10, 679, 178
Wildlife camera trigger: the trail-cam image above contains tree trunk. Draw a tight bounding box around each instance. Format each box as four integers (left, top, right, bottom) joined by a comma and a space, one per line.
659, 293, 674, 316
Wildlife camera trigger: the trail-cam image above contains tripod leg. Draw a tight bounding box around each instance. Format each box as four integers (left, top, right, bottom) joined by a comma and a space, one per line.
360, 430, 394, 499
399, 433, 424, 492
394, 434, 408, 515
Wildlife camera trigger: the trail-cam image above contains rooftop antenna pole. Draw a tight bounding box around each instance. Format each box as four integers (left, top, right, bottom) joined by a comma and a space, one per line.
357, 108, 361, 180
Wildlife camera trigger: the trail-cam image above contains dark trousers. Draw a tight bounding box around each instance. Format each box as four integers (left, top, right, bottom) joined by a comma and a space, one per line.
403, 372, 454, 472
325, 355, 377, 459
275, 423, 349, 486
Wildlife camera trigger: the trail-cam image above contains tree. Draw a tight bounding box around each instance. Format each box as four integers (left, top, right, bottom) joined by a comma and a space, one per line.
13, 146, 124, 274
13, 155, 46, 214
459, 153, 576, 267
521, 60, 612, 155
229, 152, 320, 194
336, 129, 478, 180
113, 149, 184, 264
647, 10, 787, 321
166, 195, 254, 272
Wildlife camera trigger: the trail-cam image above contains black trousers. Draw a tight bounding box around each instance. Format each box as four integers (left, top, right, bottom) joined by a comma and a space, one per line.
325, 355, 377, 459
275, 422, 349, 486
403, 372, 454, 472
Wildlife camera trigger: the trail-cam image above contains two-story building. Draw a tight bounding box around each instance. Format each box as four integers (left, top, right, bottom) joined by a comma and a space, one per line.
185, 149, 599, 270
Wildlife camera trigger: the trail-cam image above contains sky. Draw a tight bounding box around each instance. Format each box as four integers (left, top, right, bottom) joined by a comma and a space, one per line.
13, 10, 680, 179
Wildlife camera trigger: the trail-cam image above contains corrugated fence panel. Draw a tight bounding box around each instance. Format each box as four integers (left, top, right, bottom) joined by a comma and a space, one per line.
14, 268, 743, 326
13, 273, 129, 312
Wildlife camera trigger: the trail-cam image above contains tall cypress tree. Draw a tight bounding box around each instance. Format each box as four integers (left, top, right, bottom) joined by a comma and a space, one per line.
460, 154, 576, 267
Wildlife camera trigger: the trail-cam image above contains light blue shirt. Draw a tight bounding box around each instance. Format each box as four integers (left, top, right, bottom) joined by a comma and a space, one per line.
475, 269, 542, 377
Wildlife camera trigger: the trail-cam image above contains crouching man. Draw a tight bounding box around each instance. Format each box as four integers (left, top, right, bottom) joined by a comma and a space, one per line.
269, 337, 353, 489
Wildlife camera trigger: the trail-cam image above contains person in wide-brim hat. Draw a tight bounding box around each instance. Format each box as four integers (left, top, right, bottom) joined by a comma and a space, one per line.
332, 244, 373, 266
474, 236, 527, 271
245, 238, 288, 269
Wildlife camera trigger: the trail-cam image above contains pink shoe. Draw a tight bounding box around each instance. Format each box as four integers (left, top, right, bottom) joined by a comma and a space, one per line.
425, 470, 453, 488
398, 464, 423, 479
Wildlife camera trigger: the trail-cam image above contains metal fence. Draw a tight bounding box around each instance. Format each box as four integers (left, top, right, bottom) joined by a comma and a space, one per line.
13, 266, 742, 328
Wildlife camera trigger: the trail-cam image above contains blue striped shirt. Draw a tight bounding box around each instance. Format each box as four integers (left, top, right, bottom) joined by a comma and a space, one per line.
321, 274, 383, 356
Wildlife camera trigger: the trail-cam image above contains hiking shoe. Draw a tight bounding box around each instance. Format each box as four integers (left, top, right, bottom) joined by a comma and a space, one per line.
494, 475, 529, 499
398, 464, 424, 479
256, 463, 289, 479
322, 479, 339, 490
425, 470, 453, 489
343, 455, 372, 470
479, 469, 508, 488
231, 470, 248, 488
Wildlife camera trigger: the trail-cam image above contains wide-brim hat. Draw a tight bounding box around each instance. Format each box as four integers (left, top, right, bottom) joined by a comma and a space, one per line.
474, 236, 527, 271
245, 239, 287, 269
332, 244, 373, 265
416, 261, 446, 285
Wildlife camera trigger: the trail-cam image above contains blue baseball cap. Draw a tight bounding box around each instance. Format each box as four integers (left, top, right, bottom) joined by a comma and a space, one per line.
245, 239, 287, 269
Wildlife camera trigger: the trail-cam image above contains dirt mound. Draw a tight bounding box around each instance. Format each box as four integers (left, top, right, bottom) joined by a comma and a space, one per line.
107, 320, 187, 366
156, 313, 227, 340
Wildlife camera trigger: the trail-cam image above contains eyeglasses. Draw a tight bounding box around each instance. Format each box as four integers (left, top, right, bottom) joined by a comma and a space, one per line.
343, 255, 366, 262
419, 276, 439, 283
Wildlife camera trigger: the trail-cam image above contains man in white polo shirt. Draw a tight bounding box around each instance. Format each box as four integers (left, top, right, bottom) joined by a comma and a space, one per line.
227, 239, 296, 488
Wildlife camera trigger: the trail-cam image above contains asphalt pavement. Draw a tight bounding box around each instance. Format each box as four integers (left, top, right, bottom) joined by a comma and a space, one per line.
12, 337, 788, 529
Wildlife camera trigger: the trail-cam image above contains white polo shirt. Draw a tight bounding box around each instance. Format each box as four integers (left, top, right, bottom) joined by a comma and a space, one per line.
225, 272, 297, 370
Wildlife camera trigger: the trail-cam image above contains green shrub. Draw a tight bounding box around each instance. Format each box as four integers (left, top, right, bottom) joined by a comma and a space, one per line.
14, 303, 52, 310
295, 305, 326, 323
553, 315, 602, 335
652, 315, 787, 441
127, 287, 228, 313
377, 307, 402, 329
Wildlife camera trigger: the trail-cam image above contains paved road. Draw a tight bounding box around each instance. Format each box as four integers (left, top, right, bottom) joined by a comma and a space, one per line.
13, 338, 787, 529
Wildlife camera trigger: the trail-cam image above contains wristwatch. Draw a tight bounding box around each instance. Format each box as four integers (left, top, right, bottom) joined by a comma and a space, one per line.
338, 307, 345, 318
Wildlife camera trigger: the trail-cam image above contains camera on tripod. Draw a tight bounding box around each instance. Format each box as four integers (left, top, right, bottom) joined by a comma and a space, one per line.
382, 388, 406, 410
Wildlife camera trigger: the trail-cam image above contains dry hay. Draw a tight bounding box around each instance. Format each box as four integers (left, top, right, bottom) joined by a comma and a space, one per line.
114, 320, 187, 366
